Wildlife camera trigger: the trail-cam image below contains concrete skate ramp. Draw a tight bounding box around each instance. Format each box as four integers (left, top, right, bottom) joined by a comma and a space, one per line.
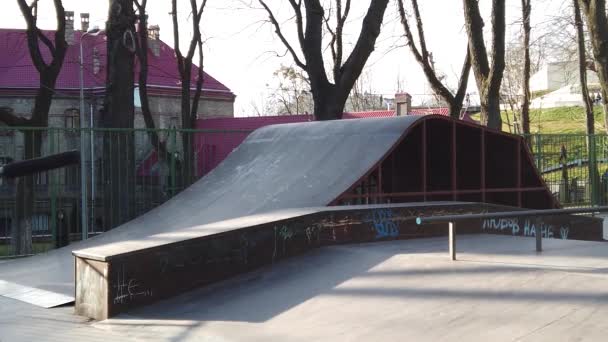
0, 116, 423, 307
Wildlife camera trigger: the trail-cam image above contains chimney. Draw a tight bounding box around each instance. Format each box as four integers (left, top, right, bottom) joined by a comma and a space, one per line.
148, 25, 160, 57
65, 11, 75, 45
394, 93, 411, 116
80, 13, 90, 32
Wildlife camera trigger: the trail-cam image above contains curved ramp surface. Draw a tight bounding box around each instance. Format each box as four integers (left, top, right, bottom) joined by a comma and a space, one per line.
0, 116, 423, 306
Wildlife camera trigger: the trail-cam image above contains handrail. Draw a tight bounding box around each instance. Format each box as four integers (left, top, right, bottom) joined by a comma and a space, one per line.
415, 206, 608, 260
415, 206, 608, 225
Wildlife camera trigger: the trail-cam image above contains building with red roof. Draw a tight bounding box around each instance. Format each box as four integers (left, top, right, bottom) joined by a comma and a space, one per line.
0, 13, 235, 132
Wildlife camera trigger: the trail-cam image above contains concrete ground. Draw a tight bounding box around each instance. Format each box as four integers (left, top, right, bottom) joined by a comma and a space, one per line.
2, 234, 608, 341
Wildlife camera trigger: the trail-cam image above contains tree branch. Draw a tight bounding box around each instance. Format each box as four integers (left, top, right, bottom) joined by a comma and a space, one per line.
454, 48, 471, 110
134, 1, 171, 159
410, 0, 429, 62
16, 0, 48, 72
463, 0, 490, 78
190, 35, 204, 124
399, 0, 470, 117
259, 0, 307, 70
36, 29, 56, 57
324, 9, 338, 70
487, 0, 506, 95
337, 0, 389, 95
0, 107, 29, 126
397, 0, 423, 64
288, 0, 306, 54
186, 0, 203, 61
171, 0, 184, 76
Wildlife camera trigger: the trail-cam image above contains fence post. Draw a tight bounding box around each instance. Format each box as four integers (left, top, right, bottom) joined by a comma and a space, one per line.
449, 221, 456, 260
49, 128, 57, 248
170, 128, 177, 197
535, 133, 542, 170
589, 134, 599, 206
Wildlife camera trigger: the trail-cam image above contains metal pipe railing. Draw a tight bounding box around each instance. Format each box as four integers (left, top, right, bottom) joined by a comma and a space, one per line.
416, 206, 608, 260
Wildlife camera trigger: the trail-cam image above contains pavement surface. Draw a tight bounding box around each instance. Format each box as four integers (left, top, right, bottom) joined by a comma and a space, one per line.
2, 234, 608, 341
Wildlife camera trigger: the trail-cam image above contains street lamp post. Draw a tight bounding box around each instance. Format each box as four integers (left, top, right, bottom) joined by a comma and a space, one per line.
79, 27, 102, 241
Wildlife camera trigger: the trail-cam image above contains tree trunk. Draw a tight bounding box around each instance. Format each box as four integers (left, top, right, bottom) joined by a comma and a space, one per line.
11, 72, 55, 254
575, 0, 601, 204
579, 0, 608, 133
449, 102, 464, 120
311, 83, 347, 120
7, 0, 67, 254
480, 89, 502, 129
12, 132, 42, 255
521, 0, 532, 137
463, 0, 505, 130
179, 61, 196, 186
101, 0, 136, 230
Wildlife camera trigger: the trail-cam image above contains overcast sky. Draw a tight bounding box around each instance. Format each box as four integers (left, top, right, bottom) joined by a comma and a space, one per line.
0, 0, 563, 116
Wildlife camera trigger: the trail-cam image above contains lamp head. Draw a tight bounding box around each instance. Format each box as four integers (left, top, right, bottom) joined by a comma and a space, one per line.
86, 26, 103, 35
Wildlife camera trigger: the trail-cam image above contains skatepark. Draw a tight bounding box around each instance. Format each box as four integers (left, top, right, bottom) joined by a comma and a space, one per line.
1, 115, 607, 341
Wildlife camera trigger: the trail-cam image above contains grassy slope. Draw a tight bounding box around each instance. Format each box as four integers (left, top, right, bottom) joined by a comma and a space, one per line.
471, 105, 606, 134
509, 106, 605, 134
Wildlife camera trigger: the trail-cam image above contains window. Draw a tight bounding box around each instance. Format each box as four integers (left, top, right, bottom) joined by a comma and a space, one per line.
64, 108, 80, 128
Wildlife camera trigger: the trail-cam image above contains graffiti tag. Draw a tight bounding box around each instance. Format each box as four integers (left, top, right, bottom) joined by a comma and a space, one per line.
481, 218, 569, 240
366, 209, 399, 239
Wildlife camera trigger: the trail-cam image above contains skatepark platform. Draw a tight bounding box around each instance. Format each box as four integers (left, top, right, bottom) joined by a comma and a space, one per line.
2, 235, 608, 341
72, 202, 603, 319
0, 115, 600, 319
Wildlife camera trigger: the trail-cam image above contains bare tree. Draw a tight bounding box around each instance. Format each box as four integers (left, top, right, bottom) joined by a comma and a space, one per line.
578, 0, 608, 133
397, 0, 471, 119
463, 0, 506, 129
270, 65, 313, 115
574, 0, 600, 203
171, 0, 207, 184
259, 0, 390, 120
0, 0, 67, 254
133, 1, 178, 172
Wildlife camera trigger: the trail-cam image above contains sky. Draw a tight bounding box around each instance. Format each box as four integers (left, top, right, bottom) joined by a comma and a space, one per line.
0, 0, 564, 116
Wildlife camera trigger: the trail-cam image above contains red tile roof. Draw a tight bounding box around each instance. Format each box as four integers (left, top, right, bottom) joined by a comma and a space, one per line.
0, 29, 234, 99
410, 107, 450, 116
343, 110, 395, 118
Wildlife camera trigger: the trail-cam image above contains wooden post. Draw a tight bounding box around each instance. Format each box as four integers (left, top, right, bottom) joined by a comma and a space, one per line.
449, 222, 456, 260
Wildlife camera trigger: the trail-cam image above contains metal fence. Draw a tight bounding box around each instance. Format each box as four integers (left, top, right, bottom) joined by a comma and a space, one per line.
0, 126, 252, 257
1, 127, 607, 257
525, 134, 608, 208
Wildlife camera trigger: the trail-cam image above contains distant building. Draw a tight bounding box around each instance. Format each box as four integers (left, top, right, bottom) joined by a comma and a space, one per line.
529, 61, 600, 108
530, 61, 598, 94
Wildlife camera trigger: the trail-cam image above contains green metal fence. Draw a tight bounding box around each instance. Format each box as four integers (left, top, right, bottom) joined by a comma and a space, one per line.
525, 133, 608, 207
1, 127, 607, 257
0, 126, 252, 257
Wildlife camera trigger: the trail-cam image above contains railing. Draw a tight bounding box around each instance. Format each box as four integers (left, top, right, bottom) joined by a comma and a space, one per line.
416, 206, 608, 260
